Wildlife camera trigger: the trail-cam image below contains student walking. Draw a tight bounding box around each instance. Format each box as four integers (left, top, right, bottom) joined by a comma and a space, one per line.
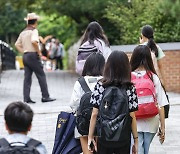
0, 101, 47, 154
76, 21, 111, 75
55, 39, 64, 70
70, 52, 105, 154
15, 13, 56, 103
130, 45, 169, 154
88, 51, 138, 154
140, 25, 165, 85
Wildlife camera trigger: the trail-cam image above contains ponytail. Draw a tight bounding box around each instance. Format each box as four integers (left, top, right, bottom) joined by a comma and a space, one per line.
147, 38, 158, 57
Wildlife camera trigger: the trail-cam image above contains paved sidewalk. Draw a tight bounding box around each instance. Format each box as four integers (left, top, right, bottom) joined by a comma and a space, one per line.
0, 70, 180, 154
0, 70, 77, 153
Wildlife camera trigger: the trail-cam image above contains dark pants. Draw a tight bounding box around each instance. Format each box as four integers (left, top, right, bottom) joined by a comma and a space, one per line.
23, 52, 49, 101
56, 56, 63, 70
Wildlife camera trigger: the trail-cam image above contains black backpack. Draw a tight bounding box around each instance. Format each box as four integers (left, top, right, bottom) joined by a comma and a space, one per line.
98, 86, 132, 147
0, 138, 41, 154
76, 77, 94, 135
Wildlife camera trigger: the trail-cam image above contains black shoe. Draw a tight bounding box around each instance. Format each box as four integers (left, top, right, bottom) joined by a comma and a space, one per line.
25, 100, 36, 104
41, 97, 56, 103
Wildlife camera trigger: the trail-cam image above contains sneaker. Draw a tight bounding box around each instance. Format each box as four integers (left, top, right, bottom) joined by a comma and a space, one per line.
41, 97, 56, 103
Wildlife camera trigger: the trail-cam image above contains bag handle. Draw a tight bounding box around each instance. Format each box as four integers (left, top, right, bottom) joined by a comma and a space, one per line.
78, 77, 91, 93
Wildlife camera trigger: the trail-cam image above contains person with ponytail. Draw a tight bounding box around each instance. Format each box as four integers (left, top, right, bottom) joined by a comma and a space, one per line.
140, 25, 165, 85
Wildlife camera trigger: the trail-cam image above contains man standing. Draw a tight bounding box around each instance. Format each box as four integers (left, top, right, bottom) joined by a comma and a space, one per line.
15, 13, 56, 103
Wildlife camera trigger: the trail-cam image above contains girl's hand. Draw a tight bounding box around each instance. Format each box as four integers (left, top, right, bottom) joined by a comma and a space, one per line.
88, 138, 97, 152
157, 127, 165, 144
132, 143, 138, 154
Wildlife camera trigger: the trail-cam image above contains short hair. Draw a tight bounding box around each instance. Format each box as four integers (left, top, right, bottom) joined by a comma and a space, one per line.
4, 101, 34, 132
28, 19, 37, 25
82, 52, 105, 76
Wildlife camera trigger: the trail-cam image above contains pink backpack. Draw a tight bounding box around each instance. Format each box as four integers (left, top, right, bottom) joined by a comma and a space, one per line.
131, 72, 159, 119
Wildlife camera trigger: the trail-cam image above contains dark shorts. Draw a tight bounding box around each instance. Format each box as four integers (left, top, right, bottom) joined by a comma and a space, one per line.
97, 140, 130, 154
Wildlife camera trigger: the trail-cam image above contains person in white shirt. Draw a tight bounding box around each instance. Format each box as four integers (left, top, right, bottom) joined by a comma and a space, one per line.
0, 101, 47, 154
55, 39, 64, 70
70, 52, 105, 154
130, 45, 169, 154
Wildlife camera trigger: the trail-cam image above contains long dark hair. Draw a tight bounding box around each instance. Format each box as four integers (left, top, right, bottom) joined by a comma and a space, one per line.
81, 21, 109, 46
130, 45, 157, 80
101, 50, 132, 87
141, 25, 158, 57
82, 52, 105, 76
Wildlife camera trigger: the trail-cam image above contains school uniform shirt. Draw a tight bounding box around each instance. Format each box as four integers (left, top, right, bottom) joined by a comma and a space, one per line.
70, 76, 102, 112
142, 42, 165, 60
142, 42, 165, 77
70, 76, 102, 138
15, 28, 39, 53
132, 71, 169, 133
90, 82, 138, 112
5, 133, 47, 154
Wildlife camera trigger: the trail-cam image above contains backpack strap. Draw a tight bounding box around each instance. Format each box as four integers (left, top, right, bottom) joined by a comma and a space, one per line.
78, 77, 91, 93
26, 138, 41, 148
0, 138, 10, 148
131, 72, 136, 80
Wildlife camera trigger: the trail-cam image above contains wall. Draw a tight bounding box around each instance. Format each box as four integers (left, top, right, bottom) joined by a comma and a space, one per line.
67, 38, 82, 71
68, 42, 180, 93
160, 50, 180, 92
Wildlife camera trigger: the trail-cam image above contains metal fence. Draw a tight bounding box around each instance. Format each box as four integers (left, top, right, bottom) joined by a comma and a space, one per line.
0, 40, 15, 71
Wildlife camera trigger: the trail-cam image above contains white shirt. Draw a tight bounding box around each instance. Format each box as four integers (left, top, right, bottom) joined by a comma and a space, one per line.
70, 76, 102, 112
132, 71, 169, 133
5, 133, 47, 154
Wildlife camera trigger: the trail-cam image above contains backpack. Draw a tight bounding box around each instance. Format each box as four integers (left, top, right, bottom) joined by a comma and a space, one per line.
76, 77, 94, 135
131, 72, 159, 119
160, 82, 170, 119
98, 86, 132, 147
76, 42, 99, 75
0, 138, 41, 154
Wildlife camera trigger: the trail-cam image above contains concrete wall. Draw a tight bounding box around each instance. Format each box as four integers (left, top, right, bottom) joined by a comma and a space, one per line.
67, 38, 82, 71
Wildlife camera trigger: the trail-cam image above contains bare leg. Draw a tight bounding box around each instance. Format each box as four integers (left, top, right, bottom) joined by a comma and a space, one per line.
80, 136, 93, 154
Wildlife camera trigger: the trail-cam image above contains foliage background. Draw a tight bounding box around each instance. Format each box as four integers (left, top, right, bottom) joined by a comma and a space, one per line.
0, 0, 179, 65
0, 0, 180, 46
